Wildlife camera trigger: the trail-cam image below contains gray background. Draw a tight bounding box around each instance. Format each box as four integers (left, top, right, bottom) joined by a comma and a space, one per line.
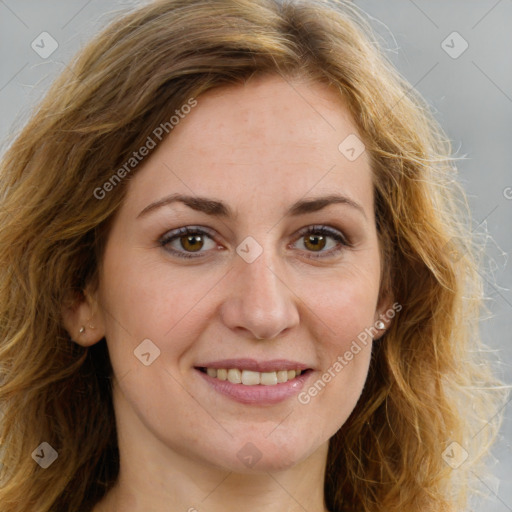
0, 1, 510, 510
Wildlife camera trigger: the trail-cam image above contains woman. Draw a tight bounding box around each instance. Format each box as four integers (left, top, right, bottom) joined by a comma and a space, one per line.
0, 0, 506, 511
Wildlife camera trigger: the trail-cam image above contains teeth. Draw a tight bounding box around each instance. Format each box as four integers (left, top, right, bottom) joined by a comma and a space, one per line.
241, 370, 260, 385
277, 370, 288, 383
227, 368, 242, 384
260, 372, 278, 385
202, 367, 305, 385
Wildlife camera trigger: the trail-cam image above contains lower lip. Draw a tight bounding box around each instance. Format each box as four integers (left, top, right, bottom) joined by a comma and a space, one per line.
195, 369, 312, 405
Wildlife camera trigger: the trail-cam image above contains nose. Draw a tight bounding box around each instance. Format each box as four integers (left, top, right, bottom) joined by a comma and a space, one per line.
219, 246, 300, 341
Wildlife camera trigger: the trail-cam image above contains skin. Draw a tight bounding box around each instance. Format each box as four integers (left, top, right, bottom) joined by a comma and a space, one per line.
63, 73, 391, 512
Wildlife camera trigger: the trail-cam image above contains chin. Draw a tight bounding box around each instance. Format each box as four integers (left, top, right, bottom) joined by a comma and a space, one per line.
223, 451, 303, 474
211, 435, 320, 474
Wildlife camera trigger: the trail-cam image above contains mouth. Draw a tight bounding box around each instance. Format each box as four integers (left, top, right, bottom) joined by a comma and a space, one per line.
196, 367, 311, 386
194, 359, 313, 405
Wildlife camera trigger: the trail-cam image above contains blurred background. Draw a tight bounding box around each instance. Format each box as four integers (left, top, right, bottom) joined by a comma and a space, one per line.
0, 1, 510, 510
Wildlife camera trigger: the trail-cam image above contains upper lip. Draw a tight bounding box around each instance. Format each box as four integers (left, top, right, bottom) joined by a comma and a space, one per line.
195, 358, 311, 372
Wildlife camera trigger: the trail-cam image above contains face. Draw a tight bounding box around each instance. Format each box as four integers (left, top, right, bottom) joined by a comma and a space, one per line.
83, 74, 388, 473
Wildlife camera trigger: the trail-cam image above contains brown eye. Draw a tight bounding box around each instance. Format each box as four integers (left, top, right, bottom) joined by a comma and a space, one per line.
303, 233, 327, 252
292, 225, 350, 259
160, 227, 217, 259
180, 234, 204, 252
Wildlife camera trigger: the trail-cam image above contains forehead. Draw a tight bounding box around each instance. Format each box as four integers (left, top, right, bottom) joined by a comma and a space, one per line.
123, 74, 373, 217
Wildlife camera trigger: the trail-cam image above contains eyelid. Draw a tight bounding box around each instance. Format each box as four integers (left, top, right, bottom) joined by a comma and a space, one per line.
294, 224, 350, 245
158, 224, 351, 259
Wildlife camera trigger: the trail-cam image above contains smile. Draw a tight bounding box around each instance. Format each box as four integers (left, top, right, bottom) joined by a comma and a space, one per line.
194, 359, 313, 405
198, 367, 304, 386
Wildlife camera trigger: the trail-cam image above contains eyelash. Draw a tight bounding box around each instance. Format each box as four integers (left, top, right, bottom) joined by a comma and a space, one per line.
158, 225, 351, 260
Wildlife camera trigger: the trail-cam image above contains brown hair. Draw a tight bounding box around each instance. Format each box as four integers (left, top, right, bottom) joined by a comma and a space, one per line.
0, 0, 506, 510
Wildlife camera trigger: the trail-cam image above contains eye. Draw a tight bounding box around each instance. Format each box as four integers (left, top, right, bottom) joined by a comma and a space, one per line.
159, 225, 350, 260
159, 226, 217, 259
291, 225, 350, 258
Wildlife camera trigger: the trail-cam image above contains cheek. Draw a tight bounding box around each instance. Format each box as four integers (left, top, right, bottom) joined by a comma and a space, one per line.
99, 239, 204, 337
293, 263, 379, 418
97, 241, 230, 387
299, 260, 381, 347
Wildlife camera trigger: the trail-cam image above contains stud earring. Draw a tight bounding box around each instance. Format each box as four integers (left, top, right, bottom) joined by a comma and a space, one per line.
375, 320, 385, 330
79, 326, 86, 334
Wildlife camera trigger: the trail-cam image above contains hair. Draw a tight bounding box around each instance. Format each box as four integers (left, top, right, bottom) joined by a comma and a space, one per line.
0, 0, 507, 510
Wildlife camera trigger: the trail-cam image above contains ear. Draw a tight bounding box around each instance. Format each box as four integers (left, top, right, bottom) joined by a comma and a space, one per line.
373, 288, 396, 341
61, 284, 106, 347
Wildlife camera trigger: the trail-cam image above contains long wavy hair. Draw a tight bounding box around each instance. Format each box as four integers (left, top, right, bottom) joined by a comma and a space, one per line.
0, 1, 506, 510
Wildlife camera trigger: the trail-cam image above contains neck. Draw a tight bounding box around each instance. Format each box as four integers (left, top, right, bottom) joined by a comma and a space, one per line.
96, 458, 330, 512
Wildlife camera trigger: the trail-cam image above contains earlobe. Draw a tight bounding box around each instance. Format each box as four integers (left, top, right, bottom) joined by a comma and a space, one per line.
61, 287, 106, 346
74, 323, 102, 346
375, 320, 386, 330
373, 293, 395, 341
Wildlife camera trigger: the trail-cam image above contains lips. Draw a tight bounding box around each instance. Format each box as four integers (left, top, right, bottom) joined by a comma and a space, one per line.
194, 358, 313, 404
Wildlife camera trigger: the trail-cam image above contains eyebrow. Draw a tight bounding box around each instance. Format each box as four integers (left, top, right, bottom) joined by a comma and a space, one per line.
137, 193, 367, 220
